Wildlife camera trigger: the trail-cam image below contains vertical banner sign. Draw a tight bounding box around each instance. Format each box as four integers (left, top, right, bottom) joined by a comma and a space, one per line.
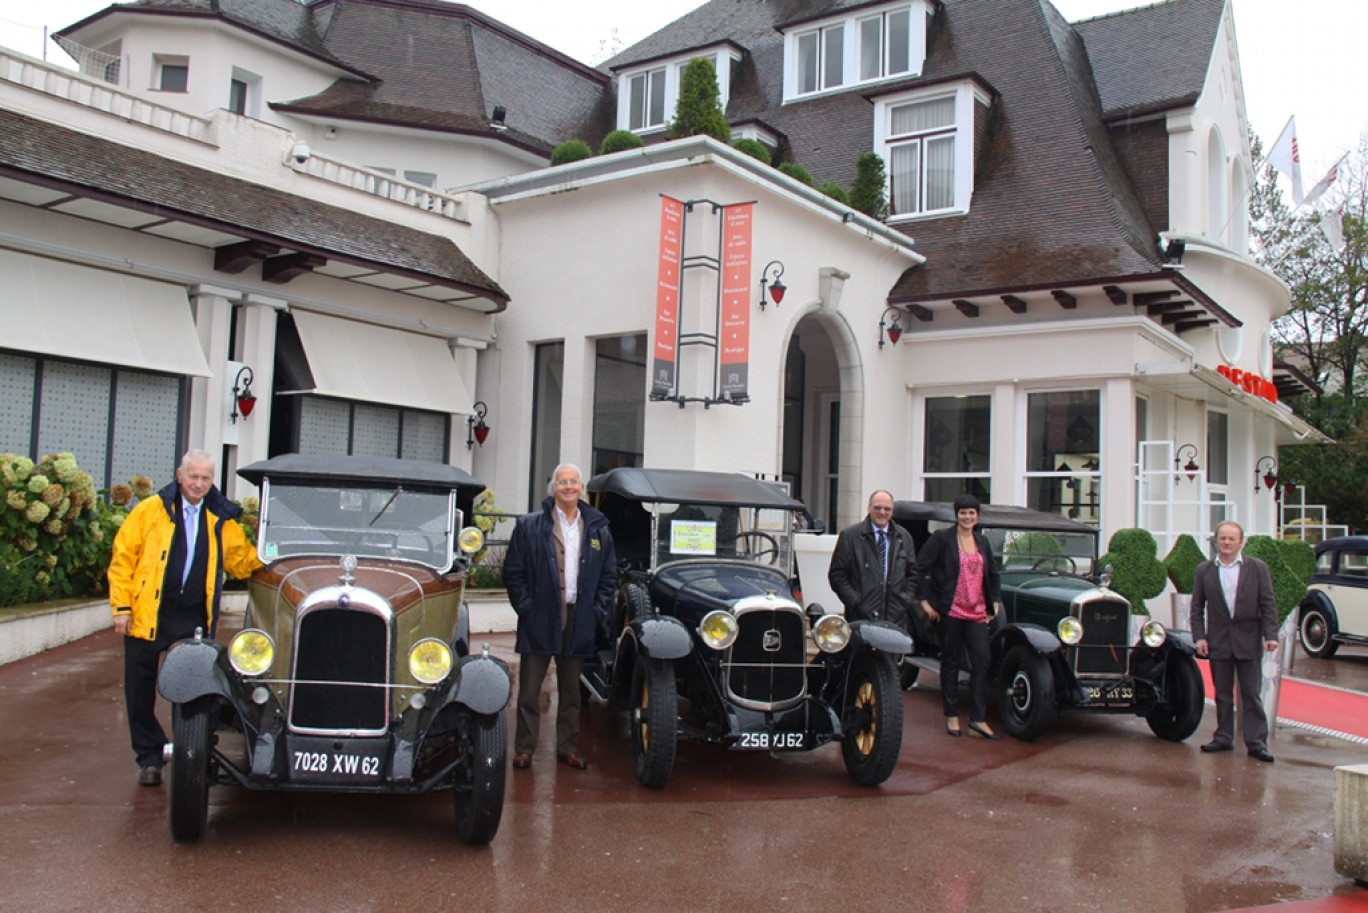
718, 202, 752, 402
651, 196, 684, 398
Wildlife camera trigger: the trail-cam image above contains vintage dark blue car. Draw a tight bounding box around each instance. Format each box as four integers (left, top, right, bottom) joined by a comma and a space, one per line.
157, 454, 509, 844
581, 468, 912, 788
893, 501, 1205, 743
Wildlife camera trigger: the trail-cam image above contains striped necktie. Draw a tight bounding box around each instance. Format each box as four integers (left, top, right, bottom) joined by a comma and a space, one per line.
877, 529, 888, 578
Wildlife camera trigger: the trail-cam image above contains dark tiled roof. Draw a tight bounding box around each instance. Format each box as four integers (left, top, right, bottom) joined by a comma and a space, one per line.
276, 1, 612, 154
0, 108, 506, 304
1074, 0, 1225, 121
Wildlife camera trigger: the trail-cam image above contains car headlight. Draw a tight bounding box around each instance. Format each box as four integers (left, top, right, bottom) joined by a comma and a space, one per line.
229, 628, 275, 676
1141, 620, 1167, 648
698, 610, 739, 650
1057, 616, 1084, 645
812, 614, 851, 653
409, 637, 454, 684
458, 526, 484, 555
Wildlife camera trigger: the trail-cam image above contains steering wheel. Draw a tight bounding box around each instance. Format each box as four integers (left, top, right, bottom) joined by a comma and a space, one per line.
735, 530, 781, 565
1031, 556, 1077, 574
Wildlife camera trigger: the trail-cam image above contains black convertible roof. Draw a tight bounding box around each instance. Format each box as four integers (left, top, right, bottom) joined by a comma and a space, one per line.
239, 454, 484, 496
588, 468, 802, 510
894, 501, 1098, 536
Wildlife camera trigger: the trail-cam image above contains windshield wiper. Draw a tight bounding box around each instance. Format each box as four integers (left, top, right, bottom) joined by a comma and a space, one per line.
368, 487, 402, 526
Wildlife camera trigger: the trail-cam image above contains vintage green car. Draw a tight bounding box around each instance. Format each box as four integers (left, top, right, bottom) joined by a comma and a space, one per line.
894, 501, 1205, 743
156, 454, 509, 844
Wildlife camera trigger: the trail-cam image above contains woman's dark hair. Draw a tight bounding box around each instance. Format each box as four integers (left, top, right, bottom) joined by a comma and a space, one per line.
952, 493, 981, 514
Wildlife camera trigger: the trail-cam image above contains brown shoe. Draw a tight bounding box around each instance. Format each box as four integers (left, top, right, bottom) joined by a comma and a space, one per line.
557, 752, 588, 770
138, 765, 162, 786
512, 753, 532, 770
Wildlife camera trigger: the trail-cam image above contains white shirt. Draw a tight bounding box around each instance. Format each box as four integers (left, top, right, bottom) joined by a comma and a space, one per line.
556, 506, 581, 604
1217, 554, 1242, 616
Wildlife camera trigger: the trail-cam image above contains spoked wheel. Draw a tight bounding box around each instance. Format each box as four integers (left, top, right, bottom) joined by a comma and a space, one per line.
1299, 605, 1339, 658
168, 696, 216, 842
841, 651, 903, 786
997, 644, 1055, 741
630, 658, 677, 788
1146, 651, 1204, 742
453, 708, 507, 845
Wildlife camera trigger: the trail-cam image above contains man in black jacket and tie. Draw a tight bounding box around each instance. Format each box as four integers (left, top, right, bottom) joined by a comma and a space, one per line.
827, 490, 918, 626
1189, 520, 1280, 762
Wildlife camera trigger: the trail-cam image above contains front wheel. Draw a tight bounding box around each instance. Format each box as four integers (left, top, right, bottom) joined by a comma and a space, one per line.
842, 651, 903, 786
631, 659, 677, 788
454, 709, 507, 845
898, 659, 920, 690
1299, 604, 1340, 658
168, 696, 215, 842
1146, 651, 1204, 742
997, 644, 1056, 742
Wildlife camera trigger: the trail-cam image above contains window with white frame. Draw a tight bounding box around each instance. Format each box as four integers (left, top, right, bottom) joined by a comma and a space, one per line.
617, 49, 740, 134
884, 94, 957, 216
785, 2, 927, 100
923, 394, 991, 503
1024, 390, 1101, 525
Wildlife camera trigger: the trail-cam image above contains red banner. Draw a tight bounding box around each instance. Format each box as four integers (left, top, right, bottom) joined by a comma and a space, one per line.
651, 196, 684, 398
718, 202, 752, 403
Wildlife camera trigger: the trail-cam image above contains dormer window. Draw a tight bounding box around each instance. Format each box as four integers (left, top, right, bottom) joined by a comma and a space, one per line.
874, 81, 991, 219
784, 2, 928, 101
616, 46, 742, 134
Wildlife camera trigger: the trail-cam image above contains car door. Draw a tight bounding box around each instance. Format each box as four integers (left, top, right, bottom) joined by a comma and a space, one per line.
1329, 547, 1368, 638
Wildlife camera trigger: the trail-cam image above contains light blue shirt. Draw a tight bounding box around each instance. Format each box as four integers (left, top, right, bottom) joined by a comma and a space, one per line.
182, 503, 199, 585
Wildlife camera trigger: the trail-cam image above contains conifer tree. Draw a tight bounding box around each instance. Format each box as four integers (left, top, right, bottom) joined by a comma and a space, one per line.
667, 57, 731, 143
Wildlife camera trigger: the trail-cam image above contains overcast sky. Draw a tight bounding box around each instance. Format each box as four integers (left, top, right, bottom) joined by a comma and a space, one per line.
2, 0, 1363, 175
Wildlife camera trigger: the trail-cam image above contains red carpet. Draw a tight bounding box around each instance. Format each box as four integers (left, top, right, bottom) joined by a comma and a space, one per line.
1198, 660, 1368, 742
1224, 894, 1368, 913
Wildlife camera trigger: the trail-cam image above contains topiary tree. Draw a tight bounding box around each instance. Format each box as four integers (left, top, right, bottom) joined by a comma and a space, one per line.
599, 129, 644, 155
818, 181, 850, 204
778, 161, 814, 186
1276, 537, 1316, 587
667, 57, 730, 143
549, 139, 592, 166
1244, 535, 1309, 622
732, 138, 771, 165
1098, 527, 1168, 614
850, 151, 888, 220
1162, 533, 1206, 594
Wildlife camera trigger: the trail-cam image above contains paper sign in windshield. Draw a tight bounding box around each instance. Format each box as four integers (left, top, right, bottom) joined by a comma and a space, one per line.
671, 520, 717, 555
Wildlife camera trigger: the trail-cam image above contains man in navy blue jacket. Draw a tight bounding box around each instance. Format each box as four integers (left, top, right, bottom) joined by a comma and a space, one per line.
503, 463, 617, 771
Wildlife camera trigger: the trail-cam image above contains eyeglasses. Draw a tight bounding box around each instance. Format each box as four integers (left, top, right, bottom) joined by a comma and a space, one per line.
553, 479, 581, 487
869, 504, 893, 513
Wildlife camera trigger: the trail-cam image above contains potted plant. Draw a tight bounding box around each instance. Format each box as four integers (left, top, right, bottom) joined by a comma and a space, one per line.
1162, 533, 1205, 629
1098, 528, 1169, 636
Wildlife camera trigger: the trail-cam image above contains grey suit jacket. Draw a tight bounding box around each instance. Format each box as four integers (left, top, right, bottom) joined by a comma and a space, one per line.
1188, 555, 1278, 661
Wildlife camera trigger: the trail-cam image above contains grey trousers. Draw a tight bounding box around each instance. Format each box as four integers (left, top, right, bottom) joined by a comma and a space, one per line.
1209, 655, 1269, 750
514, 652, 584, 756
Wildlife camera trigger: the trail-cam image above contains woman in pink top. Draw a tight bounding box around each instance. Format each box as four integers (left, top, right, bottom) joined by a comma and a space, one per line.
917, 494, 1003, 739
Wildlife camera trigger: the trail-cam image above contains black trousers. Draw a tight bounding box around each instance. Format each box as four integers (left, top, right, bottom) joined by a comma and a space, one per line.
941, 615, 992, 723
122, 613, 204, 768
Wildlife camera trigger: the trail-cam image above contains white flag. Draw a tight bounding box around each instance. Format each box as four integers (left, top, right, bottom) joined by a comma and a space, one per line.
1304, 154, 1348, 207
1322, 207, 1345, 251
1267, 116, 1305, 206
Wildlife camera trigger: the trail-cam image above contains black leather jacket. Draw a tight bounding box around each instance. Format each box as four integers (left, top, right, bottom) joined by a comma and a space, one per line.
826, 518, 919, 624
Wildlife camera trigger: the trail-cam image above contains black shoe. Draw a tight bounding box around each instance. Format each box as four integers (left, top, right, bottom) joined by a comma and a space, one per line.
1200, 740, 1233, 753
946, 721, 963, 738
967, 722, 1002, 740
138, 765, 162, 786
1248, 747, 1275, 763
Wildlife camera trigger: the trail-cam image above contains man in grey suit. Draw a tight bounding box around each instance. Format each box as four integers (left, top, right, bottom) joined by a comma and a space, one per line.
1189, 520, 1280, 762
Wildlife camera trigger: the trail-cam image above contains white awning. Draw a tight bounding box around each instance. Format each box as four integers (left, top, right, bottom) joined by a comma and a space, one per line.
1136, 361, 1330, 444
291, 309, 475, 415
0, 249, 210, 376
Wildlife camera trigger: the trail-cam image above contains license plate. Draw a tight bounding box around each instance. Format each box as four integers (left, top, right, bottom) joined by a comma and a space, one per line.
290, 747, 384, 782
1083, 683, 1134, 703
733, 731, 808, 751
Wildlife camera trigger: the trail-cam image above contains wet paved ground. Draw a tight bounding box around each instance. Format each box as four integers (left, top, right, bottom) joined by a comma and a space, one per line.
1, 627, 1366, 913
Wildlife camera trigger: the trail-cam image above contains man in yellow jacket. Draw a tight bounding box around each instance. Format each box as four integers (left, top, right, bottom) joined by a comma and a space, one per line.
108, 450, 261, 785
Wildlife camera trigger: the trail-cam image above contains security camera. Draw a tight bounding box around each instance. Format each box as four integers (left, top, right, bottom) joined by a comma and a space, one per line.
288, 141, 310, 165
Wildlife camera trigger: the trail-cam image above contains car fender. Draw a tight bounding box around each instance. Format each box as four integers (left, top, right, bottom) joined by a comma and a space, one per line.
157, 638, 233, 704
1159, 628, 1197, 657
631, 614, 693, 660
849, 619, 913, 656
450, 653, 511, 716
1300, 589, 1339, 627
992, 622, 1063, 659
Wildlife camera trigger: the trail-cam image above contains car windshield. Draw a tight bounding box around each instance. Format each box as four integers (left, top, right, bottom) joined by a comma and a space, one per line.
653, 502, 795, 572
258, 480, 456, 569
929, 521, 1097, 575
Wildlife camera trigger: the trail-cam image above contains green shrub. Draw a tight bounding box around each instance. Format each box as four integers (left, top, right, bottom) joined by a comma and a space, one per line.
1003, 530, 1064, 569
1276, 537, 1315, 586
850, 152, 889, 220
1162, 534, 1206, 594
667, 57, 730, 142
549, 139, 593, 166
732, 138, 771, 165
599, 130, 644, 155
818, 181, 850, 204
778, 162, 814, 186
1098, 527, 1168, 614
1244, 535, 1308, 622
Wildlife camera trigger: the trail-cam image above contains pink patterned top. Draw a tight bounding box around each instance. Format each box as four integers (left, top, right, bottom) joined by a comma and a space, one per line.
948, 547, 988, 622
